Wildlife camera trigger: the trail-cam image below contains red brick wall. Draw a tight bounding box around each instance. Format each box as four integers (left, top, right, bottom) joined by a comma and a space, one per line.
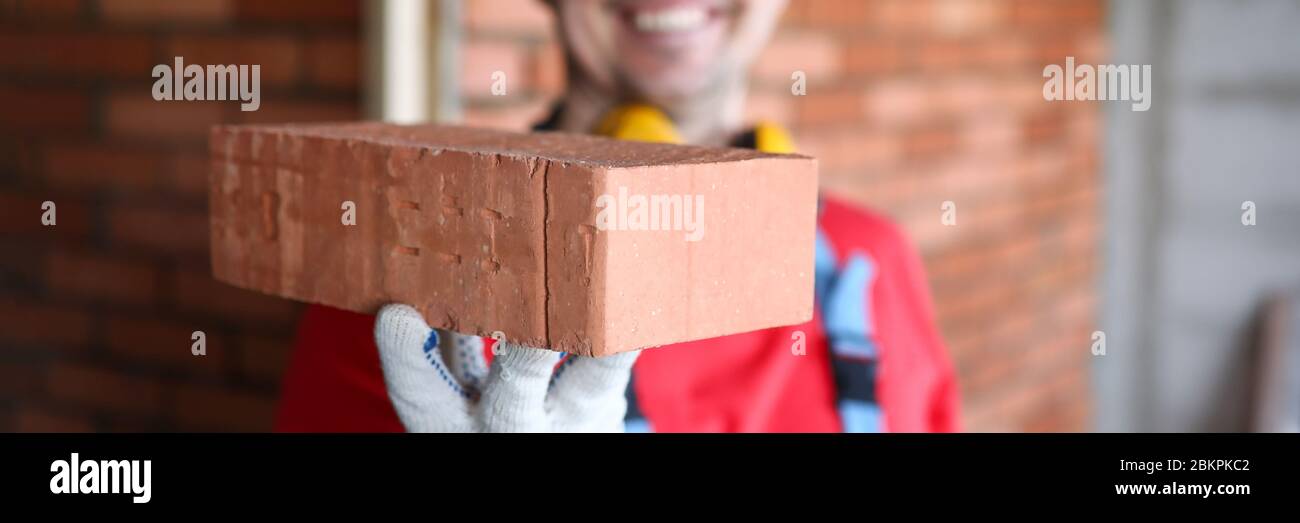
0, 0, 358, 431
1, 0, 1102, 432
460, 0, 1104, 432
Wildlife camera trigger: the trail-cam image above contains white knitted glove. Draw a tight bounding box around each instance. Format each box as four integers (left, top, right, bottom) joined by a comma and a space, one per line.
374, 303, 640, 432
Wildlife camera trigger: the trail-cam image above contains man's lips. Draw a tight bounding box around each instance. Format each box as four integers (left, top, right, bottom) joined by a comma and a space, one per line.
608, 0, 735, 36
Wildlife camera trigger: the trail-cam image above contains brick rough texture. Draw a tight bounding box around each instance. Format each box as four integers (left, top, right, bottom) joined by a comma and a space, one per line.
210, 123, 817, 356
1, 0, 1102, 432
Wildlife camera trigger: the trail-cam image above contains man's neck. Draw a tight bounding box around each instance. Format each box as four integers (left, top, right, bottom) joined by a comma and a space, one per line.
554, 74, 748, 147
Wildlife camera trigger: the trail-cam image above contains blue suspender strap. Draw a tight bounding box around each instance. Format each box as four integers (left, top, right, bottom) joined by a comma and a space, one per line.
817, 228, 885, 433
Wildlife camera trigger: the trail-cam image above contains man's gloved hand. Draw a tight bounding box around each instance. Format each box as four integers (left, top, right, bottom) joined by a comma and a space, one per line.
374, 303, 639, 432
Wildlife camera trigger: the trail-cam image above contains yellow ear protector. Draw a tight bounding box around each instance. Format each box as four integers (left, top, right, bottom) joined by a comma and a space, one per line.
751, 121, 796, 154
594, 103, 796, 154
594, 104, 683, 144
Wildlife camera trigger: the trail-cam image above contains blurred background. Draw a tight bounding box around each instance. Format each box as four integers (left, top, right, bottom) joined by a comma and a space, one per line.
0, 0, 1295, 432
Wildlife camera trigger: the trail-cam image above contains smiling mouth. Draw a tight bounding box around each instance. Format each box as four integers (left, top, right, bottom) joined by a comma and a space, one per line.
608, 1, 736, 35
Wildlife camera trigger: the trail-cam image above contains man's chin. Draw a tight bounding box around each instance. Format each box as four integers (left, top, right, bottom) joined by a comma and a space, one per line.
624, 71, 719, 104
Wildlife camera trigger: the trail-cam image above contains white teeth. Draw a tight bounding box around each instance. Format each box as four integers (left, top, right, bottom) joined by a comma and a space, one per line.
633, 6, 708, 33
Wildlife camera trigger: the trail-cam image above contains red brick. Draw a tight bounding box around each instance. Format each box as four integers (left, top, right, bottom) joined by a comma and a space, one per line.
208, 123, 816, 355
962, 198, 1030, 243
0, 136, 40, 177
0, 238, 42, 291
463, 0, 553, 36
1022, 108, 1068, 146
1024, 399, 1089, 432
99, 0, 231, 23
233, 0, 356, 24
233, 97, 359, 125
795, 86, 865, 127
936, 75, 1000, 115
105, 316, 227, 374
915, 38, 985, 72
461, 40, 529, 98
107, 204, 210, 255
170, 269, 301, 327
899, 203, 962, 251
753, 32, 841, 83
0, 299, 93, 349
166, 149, 212, 197
961, 112, 1019, 154
238, 336, 291, 384
42, 144, 167, 193
0, 0, 371, 435
47, 363, 163, 415
165, 34, 302, 87
1011, 0, 1069, 29
901, 123, 960, 161
170, 383, 275, 431
861, 79, 934, 126
0, 191, 93, 239
1010, 0, 1101, 31
8, 0, 84, 19
979, 36, 1033, 71
804, 0, 873, 29
929, 233, 1039, 292
0, 360, 45, 397
996, 76, 1047, 112
0, 31, 153, 79
852, 170, 920, 210
531, 41, 565, 95
1067, 105, 1101, 146
778, 1, 806, 27
47, 249, 159, 305
1074, 30, 1108, 65
929, 157, 1014, 202
1017, 365, 1091, 432
843, 38, 904, 76
0, 86, 92, 135
15, 407, 93, 432
932, 0, 1007, 35
1029, 34, 1080, 68
961, 335, 1031, 399
105, 91, 227, 142
306, 35, 358, 91
867, 0, 933, 33
1060, 207, 1098, 256
102, 417, 159, 432
743, 89, 795, 129
798, 128, 901, 173
459, 97, 554, 131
